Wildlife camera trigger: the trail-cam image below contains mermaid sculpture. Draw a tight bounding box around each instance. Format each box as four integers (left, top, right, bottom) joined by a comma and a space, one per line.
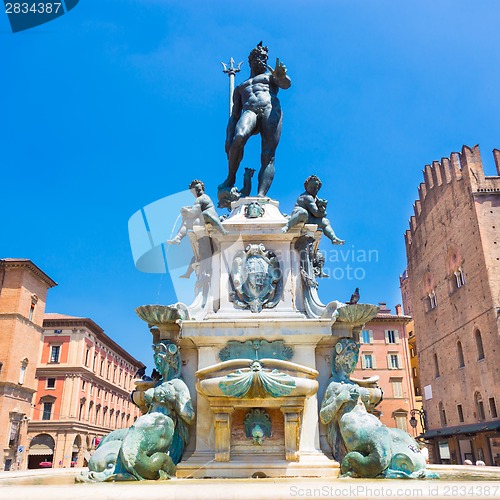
77, 340, 195, 482
320, 338, 437, 479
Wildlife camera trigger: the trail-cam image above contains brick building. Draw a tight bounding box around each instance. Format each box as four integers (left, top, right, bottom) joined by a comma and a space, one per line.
354, 303, 417, 432
0, 259, 57, 471
404, 145, 500, 465
400, 270, 424, 437
25, 313, 145, 469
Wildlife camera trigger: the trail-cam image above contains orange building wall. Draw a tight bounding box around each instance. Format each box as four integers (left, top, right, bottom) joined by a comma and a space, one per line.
40, 336, 70, 364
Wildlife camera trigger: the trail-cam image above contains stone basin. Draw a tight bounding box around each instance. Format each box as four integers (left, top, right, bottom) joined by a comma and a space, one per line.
336, 303, 380, 325
135, 303, 189, 326
196, 358, 319, 399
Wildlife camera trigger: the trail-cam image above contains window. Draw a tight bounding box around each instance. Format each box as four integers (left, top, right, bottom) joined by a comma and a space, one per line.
475, 330, 485, 360
394, 412, 408, 431
113, 366, 117, 382
387, 353, 401, 369
361, 330, 373, 344
457, 404, 464, 423
82, 380, 86, 391
489, 398, 498, 418
457, 341, 465, 368
385, 330, 399, 344
50, 345, 60, 363
428, 291, 437, 310
391, 378, 403, 398
97, 388, 101, 399
100, 359, 105, 376
19, 358, 28, 385
434, 353, 440, 378
29, 302, 35, 322
107, 362, 111, 379
455, 267, 466, 288
8, 419, 21, 448
439, 402, 447, 426
46, 378, 56, 389
475, 392, 486, 421
362, 354, 374, 369
79, 400, 85, 420
42, 402, 53, 420
84, 348, 90, 367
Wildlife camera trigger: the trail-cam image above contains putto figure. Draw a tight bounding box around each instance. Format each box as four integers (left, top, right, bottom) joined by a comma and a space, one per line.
168, 179, 228, 244
220, 42, 291, 200
283, 175, 345, 245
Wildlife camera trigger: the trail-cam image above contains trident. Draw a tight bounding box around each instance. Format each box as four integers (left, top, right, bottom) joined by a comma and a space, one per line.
221, 58, 243, 116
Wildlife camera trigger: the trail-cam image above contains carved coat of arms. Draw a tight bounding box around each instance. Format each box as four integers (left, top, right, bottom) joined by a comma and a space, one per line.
229, 244, 282, 313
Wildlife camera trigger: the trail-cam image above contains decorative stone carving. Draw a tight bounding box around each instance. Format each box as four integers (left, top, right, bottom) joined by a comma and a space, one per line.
244, 201, 265, 219
218, 360, 296, 398
229, 244, 282, 313
294, 235, 341, 319
219, 339, 293, 362
244, 409, 272, 445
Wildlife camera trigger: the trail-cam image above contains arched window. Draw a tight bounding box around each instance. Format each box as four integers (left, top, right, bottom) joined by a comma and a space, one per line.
439, 401, 447, 427
457, 341, 465, 368
434, 353, 440, 378
475, 392, 486, 421
474, 330, 485, 360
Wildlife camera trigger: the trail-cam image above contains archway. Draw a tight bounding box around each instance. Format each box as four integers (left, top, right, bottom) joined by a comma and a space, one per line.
72, 435, 82, 467
27, 433, 55, 469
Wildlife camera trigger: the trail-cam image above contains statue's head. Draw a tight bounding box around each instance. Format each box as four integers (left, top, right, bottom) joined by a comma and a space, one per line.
249, 41, 268, 74
304, 175, 322, 195
332, 338, 359, 378
189, 179, 205, 197
152, 340, 181, 380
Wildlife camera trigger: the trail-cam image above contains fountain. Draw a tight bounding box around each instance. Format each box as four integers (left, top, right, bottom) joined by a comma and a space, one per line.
2, 43, 499, 497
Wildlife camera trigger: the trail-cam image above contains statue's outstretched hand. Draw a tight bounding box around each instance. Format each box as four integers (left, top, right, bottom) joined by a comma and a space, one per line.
268, 58, 287, 80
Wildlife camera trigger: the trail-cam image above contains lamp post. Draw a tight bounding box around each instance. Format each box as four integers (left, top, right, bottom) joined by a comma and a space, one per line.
409, 408, 427, 435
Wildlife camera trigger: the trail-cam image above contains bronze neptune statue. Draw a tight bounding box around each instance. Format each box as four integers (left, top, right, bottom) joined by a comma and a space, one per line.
218, 42, 291, 206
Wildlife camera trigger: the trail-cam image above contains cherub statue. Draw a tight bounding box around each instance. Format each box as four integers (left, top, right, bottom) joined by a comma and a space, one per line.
77, 341, 195, 482
282, 175, 344, 245
168, 179, 228, 244
320, 338, 437, 479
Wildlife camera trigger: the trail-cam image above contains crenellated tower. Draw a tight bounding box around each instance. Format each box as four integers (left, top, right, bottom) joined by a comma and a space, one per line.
404, 145, 500, 465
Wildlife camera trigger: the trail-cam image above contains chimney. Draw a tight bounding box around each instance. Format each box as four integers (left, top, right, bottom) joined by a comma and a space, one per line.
378, 302, 390, 314
395, 304, 402, 316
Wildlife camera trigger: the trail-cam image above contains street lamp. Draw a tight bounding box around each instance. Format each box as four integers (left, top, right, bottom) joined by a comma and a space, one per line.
409, 408, 427, 434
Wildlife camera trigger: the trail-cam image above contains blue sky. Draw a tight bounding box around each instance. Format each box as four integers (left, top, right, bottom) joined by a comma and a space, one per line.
2, 1, 500, 369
